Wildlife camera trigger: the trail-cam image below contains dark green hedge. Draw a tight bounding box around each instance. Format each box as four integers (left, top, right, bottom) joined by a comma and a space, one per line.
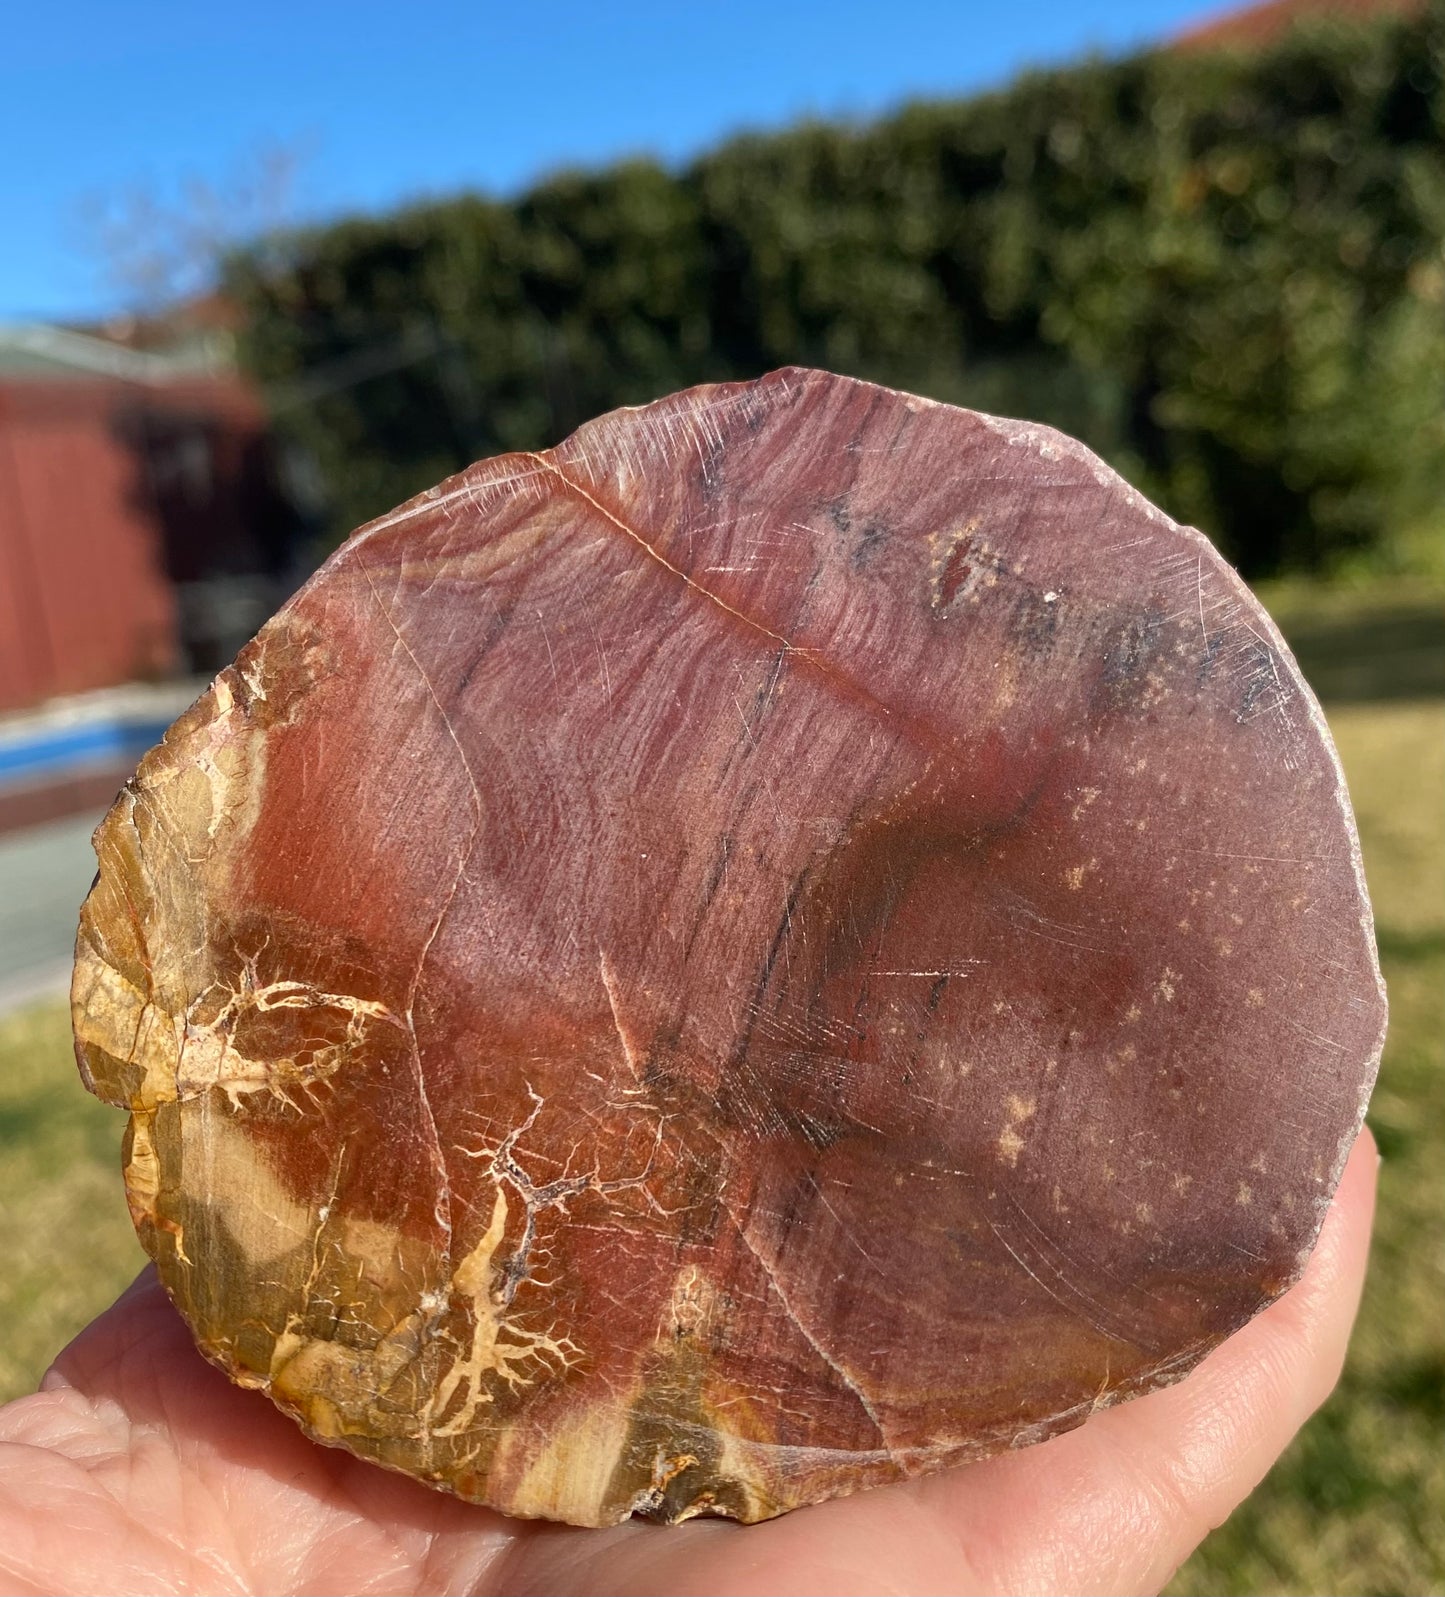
230, 2, 1445, 576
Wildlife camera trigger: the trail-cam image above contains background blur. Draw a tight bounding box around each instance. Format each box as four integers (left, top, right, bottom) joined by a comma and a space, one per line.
1, 1, 1441, 1590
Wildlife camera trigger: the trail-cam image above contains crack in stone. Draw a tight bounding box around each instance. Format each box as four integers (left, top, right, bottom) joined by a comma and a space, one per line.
521, 449, 1020, 778
598, 949, 643, 1083
723, 1203, 901, 1467
355, 551, 476, 1322
177, 974, 405, 1108
425, 1183, 582, 1438
525, 451, 807, 660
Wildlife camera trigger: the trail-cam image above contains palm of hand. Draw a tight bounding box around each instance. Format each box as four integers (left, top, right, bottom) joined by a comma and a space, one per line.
0, 1133, 1373, 1597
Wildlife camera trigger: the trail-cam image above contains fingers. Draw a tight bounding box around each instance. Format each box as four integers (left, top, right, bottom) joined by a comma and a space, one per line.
6, 1266, 522, 1597
16, 1137, 1374, 1597
922, 1125, 1379, 1597
37, 1266, 169, 1393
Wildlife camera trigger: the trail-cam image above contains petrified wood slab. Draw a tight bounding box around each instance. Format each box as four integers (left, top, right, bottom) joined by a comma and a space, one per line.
73, 369, 1386, 1526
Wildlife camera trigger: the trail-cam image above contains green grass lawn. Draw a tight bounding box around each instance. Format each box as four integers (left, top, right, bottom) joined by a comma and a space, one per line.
0, 999, 145, 1399
0, 588, 1440, 1593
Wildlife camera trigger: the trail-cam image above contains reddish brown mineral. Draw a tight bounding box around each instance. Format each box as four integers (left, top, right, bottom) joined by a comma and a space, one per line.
73, 369, 1385, 1526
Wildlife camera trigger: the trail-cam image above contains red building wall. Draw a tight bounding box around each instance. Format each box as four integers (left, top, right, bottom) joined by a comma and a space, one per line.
0, 375, 269, 713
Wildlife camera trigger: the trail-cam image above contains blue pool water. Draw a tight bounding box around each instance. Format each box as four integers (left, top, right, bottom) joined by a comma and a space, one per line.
0, 717, 174, 788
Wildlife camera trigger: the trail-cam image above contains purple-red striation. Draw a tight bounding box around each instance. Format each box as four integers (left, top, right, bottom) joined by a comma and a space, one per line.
72, 369, 1386, 1525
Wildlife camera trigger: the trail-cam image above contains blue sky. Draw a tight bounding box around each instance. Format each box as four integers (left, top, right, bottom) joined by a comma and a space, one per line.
2, 0, 1222, 322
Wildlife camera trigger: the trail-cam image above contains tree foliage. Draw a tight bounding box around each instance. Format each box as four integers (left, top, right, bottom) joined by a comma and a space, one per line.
229, 2, 1445, 576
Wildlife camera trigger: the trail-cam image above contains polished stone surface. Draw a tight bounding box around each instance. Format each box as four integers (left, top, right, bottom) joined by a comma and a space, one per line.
73, 370, 1386, 1525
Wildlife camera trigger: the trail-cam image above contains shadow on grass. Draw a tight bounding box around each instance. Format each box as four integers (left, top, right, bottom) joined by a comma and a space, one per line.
1377, 1353, 1445, 1425
1279, 604, 1445, 703
1376, 926, 1445, 963
1265, 1397, 1393, 1516
0, 1099, 61, 1144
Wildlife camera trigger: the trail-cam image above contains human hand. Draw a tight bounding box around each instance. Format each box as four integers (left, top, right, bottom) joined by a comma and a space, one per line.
0, 1129, 1376, 1597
